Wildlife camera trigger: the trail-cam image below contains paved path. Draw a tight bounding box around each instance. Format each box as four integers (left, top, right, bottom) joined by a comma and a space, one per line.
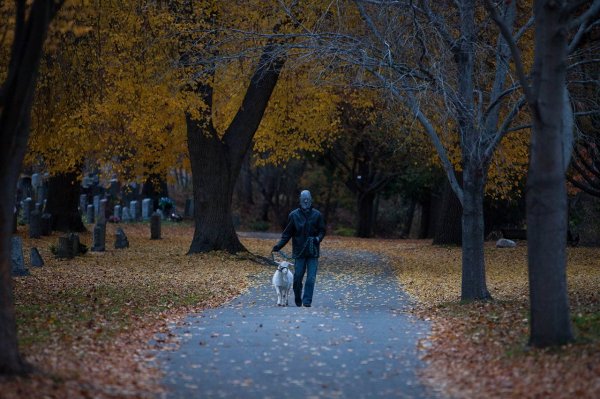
158, 249, 434, 398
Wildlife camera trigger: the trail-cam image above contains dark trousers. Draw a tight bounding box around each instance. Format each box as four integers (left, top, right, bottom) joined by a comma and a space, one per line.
293, 257, 318, 305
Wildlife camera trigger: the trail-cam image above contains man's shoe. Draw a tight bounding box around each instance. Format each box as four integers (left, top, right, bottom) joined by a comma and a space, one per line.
295, 301, 302, 307
303, 303, 311, 307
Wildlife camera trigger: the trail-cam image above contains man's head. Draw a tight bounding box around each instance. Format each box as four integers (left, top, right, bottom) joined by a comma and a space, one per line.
299, 190, 312, 210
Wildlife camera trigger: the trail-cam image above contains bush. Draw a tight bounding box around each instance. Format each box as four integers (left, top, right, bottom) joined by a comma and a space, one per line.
249, 220, 270, 232
334, 227, 356, 237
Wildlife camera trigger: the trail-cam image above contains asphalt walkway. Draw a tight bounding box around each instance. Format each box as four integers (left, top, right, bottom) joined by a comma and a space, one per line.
158, 249, 434, 398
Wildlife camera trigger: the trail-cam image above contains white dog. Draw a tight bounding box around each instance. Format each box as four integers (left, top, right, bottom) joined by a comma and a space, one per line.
272, 260, 294, 306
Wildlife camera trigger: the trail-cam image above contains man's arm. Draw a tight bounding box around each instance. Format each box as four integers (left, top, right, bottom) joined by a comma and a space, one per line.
273, 212, 295, 251
316, 211, 325, 243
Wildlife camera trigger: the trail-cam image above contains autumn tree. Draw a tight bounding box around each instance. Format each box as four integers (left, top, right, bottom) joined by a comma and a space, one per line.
486, 0, 600, 347
0, 0, 64, 375
25, 1, 191, 228
175, 1, 340, 254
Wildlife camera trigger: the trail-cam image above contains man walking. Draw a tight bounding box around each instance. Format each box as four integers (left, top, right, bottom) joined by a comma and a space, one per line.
273, 190, 326, 307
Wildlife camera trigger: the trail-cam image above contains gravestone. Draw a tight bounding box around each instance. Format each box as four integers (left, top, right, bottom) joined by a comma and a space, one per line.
34, 202, 41, 214
41, 213, 52, 236
496, 238, 517, 248
114, 205, 122, 220
22, 197, 33, 224
184, 198, 194, 218
115, 227, 129, 249
150, 212, 161, 240
80, 194, 88, 214
57, 236, 74, 259
136, 201, 142, 221
69, 233, 81, 256
122, 207, 131, 222
31, 247, 44, 267
93, 195, 101, 217
142, 198, 152, 221
29, 210, 41, 238
86, 204, 95, 224
98, 199, 108, 224
130, 201, 138, 221
110, 179, 120, 198
31, 173, 41, 189
91, 223, 106, 252
31, 173, 41, 203
156, 209, 164, 220
11, 237, 29, 276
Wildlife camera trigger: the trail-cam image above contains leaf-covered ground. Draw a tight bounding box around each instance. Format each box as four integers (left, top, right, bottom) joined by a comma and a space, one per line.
374, 239, 600, 399
2, 223, 265, 398
3, 228, 599, 398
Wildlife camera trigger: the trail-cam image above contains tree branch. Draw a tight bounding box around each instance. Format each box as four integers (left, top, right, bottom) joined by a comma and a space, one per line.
483, 0, 534, 105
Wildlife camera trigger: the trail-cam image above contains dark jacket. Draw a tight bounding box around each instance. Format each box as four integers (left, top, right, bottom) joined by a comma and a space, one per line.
274, 207, 326, 258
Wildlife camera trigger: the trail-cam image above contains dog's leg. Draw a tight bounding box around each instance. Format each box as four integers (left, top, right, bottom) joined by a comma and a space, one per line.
275, 287, 281, 306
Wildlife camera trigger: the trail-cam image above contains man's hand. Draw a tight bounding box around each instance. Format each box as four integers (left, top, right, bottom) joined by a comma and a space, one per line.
272, 244, 281, 252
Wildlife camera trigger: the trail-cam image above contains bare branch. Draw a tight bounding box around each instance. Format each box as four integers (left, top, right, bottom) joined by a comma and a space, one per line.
483, 0, 534, 105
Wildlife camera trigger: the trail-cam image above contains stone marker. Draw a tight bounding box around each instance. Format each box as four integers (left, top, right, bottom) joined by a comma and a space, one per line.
57, 236, 74, 259
114, 205, 122, 220
41, 213, 52, 236
35, 202, 41, 214
31, 173, 41, 189
184, 198, 194, 218
11, 236, 29, 276
136, 201, 142, 221
496, 238, 517, 248
31, 247, 44, 267
151, 212, 161, 239
142, 198, 152, 220
122, 207, 131, 222
130, 200, 138, 221
69, 233, 81, 256
86, 204, 95, 224
110, 178, 120, 197
91, 223, 106, 252
29, 210, 41, 238
115, 227, 129, 249
93, 195, 101, 216
22, 197, 32, 224
98, 199, 108, 224
79, 194, 88, 214
156, 209, 164, 220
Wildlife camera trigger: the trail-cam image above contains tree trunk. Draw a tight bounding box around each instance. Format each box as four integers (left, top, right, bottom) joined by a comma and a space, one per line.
433, 178, 463, 245
187, 118, 246, 253
356, 190, 376, 238
461, 166, 491, 300
46, 171, 86, 232
0, 0, 61, 375
526, 0, 573, 347
187, 45, 284, 254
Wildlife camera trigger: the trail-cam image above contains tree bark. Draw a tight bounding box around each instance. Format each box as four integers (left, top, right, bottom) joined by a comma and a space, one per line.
0, 0, 62, 375
356, 190, 376, 238
461, 165, 491, 300
455, 0, 491, 301
526, 0, 573, 347
187, 46, 285, 254
46, 171, 86, 232
433, 178, 463, 245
